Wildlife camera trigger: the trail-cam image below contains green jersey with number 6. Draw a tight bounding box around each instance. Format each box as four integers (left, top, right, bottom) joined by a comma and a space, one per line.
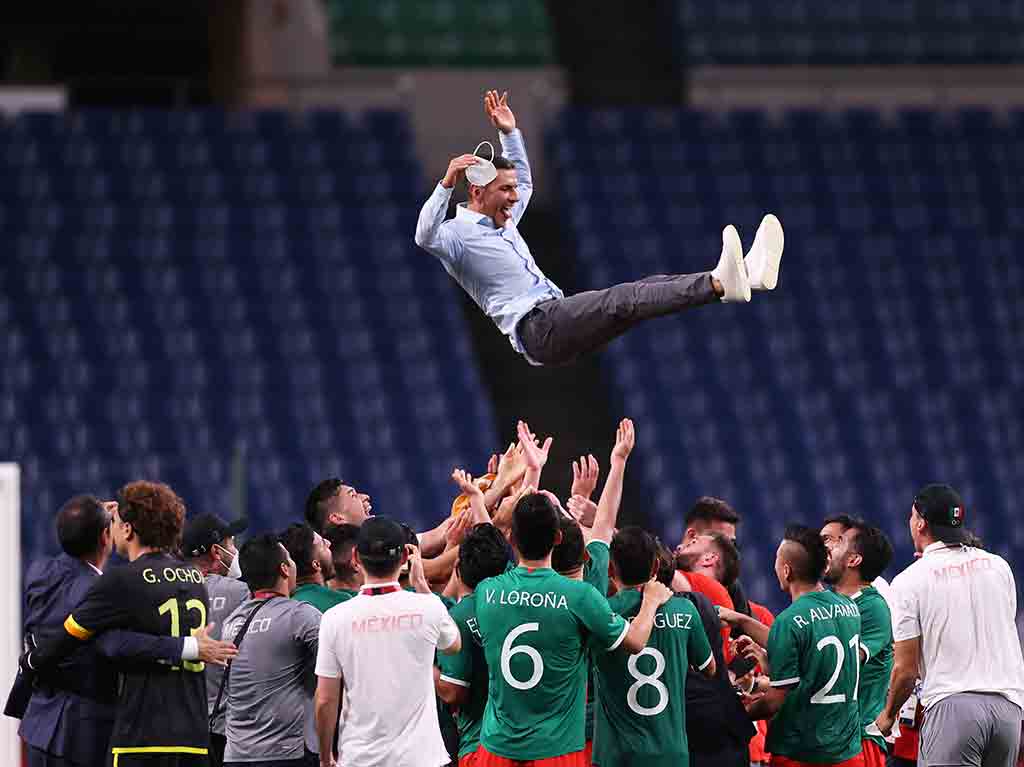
475, 566, 630, 760
765, 589, 863, 764
853, 586, 893, 752
592, 591, 713, 767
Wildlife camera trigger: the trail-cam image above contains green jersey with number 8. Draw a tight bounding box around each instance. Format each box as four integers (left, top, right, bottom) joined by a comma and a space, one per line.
765, 589, 863, 764
475, 566, 630, 761
592, 590, 713, 767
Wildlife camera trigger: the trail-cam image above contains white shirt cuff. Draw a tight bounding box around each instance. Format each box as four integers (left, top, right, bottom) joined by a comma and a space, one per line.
181, 636, 199, 661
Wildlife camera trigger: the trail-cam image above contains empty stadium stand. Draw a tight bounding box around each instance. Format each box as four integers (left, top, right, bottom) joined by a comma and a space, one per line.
0, 108, 497, 564
548, 106, 1024, 609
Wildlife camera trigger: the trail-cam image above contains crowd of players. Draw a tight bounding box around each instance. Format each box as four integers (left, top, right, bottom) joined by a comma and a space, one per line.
9, 418, 1024, 767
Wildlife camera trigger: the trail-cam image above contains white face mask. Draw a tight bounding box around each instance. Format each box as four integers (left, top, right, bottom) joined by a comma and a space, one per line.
215, 543, 242, 579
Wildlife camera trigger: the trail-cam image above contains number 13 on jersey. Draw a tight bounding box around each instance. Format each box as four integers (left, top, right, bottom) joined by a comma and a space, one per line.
158, 597, 207, 672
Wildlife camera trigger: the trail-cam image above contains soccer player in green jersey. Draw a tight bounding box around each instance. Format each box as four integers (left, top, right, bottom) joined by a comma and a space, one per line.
436, 523, 513, 766
744, 525, 865, 767
823, 521, 894, 767
592, 527, 716, 767
473, 492, 672, 767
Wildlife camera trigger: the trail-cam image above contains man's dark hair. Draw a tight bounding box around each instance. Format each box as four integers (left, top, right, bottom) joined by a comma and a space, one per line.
279, 523, 317, 578
685, 496, 739, 528
118, 481, 186, 551
240, 534, 288, 591
511, 493, 559, 561
457, 524, 509, 590
490, 155, 515, 171
57, 495, 110, 558
823, 514, 859, 532
847, 522, 894, 583
304, 479, 342, 533
361, 553, 402, 578
707, 532, 741, 589
654, 541, 677, 587
611, 526, 658, 587
324, 522, 360, 577
552, 517, 586, 574
782, 524, 829, 584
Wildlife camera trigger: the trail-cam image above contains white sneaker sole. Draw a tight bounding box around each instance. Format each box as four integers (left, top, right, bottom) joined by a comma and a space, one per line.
747, 213, 784, 291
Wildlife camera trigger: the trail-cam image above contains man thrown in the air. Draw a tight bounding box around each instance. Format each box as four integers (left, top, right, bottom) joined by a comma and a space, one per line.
415, 90, 784, 367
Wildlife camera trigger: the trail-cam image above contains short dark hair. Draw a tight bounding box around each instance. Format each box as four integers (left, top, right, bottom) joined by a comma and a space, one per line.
279, 523, 317, 578
654, 541, 677, 587
552, 517, 585, 575
847, 522, 894, 583
822, 514, 859, 532
457, 524, 509, 590
240, 534, 288, 591
685, 496, 739, 528
511, 493, 559, 561
57, 495, 110, 557
361, 552, 402, 578
324, 522, 360, 577
611, 526, 658, 587
491, 154, 515, 171
707, 532, 741, 588
305, 479, 342, 532
783, 524, 829, 584
118, 481, 186, 552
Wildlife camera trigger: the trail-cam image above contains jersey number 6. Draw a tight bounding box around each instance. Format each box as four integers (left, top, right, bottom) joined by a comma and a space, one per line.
501, 623, 544, 690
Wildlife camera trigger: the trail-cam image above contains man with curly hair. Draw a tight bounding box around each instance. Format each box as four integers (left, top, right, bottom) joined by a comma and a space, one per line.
26, 480, 237, 767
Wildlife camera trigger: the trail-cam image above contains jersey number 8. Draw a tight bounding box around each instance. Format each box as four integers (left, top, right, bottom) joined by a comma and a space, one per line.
627, 647, 669, 716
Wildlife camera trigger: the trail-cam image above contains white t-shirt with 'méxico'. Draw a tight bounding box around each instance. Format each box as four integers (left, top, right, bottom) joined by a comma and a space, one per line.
890, 542, 1024, 710
315, 583, 460, 767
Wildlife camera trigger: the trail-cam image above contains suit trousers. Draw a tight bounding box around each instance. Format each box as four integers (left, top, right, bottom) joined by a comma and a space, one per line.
516, 273, 717, 366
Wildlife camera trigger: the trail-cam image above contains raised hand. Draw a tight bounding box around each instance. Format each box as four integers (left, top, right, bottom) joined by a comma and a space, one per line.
517, 420, 552, 472
495, 442, 527, 488
451, 468, 484, 501
487, 453, 500, 475
566, 494, 598, 528
570, 454, 600, 500
446, 508, 474, 549
406, 544, 430, 594
611, 418, 635, 464
442, 153, 480, 189
484, 89, 516, 134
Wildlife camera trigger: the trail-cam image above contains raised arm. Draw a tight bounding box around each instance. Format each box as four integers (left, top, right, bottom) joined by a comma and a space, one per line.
414, 154, 478, 259
591, 418, 634, 544
485, 90, 532, 223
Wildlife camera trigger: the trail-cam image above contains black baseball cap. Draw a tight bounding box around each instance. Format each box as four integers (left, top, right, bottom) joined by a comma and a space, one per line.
913, 484, 968, 542
182, 512, 248, 557
356, 516, 406, 564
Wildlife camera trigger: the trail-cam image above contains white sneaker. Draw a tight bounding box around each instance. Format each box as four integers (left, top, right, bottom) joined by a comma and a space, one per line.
745, 213, 784, 291
711, 224, 750, 303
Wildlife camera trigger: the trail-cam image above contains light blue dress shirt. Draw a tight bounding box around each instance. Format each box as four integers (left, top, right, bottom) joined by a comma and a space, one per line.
414, 129, 563, 365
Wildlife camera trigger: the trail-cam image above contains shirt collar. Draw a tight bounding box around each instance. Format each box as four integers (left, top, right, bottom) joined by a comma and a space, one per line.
922, 541, 951, 556
359, 580, 401, 593
456, 202, 498, 229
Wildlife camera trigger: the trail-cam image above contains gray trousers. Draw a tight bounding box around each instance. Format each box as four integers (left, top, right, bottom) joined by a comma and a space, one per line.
516, 272, 718, 366
919, 693, 1022, 767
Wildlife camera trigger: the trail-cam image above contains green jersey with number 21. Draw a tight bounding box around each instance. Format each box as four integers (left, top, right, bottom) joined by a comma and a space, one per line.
766, 589, 863, 764
474, 566, 630, 761
592, 591, 713, 767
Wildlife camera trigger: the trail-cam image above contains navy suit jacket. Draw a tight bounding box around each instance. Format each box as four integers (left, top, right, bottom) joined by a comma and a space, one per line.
18, 554, 184, 763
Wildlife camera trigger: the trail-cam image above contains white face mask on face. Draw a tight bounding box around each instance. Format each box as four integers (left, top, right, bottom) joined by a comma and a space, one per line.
215, 543, 242, 579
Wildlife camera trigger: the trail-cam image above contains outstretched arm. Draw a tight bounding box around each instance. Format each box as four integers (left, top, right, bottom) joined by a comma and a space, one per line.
485, 90, 532, 223
591, 418, 634, 544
